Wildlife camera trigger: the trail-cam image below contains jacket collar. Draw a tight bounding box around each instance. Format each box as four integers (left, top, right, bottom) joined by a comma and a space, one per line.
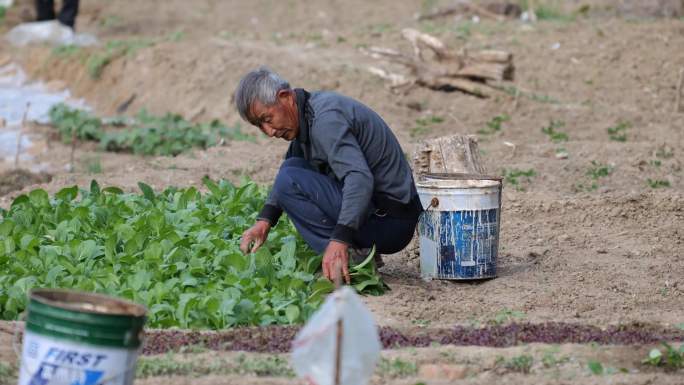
294, 88, 311, 144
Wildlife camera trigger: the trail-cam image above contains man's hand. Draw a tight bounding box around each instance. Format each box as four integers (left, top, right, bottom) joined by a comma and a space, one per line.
322, 240, 350, 285
240, 220, 271, 254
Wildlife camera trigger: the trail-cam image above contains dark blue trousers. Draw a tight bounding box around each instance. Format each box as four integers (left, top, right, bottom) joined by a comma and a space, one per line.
272, 157, 418, 254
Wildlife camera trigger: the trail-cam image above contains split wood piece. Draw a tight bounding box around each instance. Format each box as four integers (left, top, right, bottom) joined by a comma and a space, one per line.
675, 67, 684, 113
420, 77, 492, 97
467, 49, 513, 64
401, 28, 458, 62
457, 62, 514, 81
367, 66, 411, 88
412, 134, 487, 176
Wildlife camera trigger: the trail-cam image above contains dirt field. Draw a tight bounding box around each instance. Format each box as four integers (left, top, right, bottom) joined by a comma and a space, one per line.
1, 0, 683, 384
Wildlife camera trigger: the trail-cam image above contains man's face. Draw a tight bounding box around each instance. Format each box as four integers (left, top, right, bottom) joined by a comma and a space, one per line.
248, 90, 299, 141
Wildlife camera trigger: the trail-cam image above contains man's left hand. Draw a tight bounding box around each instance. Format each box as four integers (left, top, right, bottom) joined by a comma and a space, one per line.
322, 240, 350, 284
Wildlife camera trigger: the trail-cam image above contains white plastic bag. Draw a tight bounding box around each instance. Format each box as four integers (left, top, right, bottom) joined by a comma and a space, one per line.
5, 20, 97, 47
292, 287, 381, 385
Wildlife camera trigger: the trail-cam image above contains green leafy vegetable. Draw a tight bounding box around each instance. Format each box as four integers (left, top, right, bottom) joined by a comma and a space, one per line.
0, 179, 386, 329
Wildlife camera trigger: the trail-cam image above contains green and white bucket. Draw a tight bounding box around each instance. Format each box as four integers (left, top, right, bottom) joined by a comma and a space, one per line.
17, 289, 147, 385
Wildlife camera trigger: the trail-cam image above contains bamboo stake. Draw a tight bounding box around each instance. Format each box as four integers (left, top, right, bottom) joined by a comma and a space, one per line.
527, 0, 537, 22
69, 129, 77, 173
14, 102, 30, 169
675, 67, 684, 114
512, 85, 521, 112
333, 260, 343, 385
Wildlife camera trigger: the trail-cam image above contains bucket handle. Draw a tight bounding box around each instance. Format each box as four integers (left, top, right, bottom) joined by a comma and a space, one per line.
13, 312, 142, 383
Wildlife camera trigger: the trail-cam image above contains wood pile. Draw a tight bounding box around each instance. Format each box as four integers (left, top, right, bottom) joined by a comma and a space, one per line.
363, 28, 515, 98
416, 1, 522, 22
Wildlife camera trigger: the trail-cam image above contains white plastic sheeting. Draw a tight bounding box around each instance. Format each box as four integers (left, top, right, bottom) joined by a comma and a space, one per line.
6, 20, 97, 47
0, 63, 89, 163
291, 287, 381, 385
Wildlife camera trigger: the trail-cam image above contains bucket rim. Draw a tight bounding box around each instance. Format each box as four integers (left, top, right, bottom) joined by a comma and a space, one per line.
30, 288, 147, 318
420, 173, 503, 181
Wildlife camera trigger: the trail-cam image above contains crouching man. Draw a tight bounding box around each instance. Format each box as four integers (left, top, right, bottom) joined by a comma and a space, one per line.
236, 68, 422, 283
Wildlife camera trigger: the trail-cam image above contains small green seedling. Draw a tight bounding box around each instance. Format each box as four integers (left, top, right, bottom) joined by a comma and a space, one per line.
87, 38, 155, 79
574, 161, 613, 191
647, 179, 670, 189
607, 121, 630, 142
655, 146, 674, 159
492, 308, 526, 325
377, 358, 418, 378
82, 156, 103, 174
587, 360, 604, 375
52, 44, 82, 58
555, 147, 569, 158
506, 355, 533, 373
479, 114, 510, 135
542, 352, 569, 368
502, 86, 560, 104
642, 343, 684, 369
412, 319, 431, 327
586, 161, 612, 180
137, 353, 195, 377
167, 30, 186, 42
502, 168, 536, 191
99, 15, 123, 28
234, 354, 294, 377
541, 120, 568, 142
411, 115, 444, 138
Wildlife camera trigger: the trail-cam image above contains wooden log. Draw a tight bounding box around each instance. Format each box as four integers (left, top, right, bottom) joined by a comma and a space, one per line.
455, 62, 512, 81
367, 66, 412, 88
363, 46, 420, 72
412, 135, 487, 176
467, 50, 513, 64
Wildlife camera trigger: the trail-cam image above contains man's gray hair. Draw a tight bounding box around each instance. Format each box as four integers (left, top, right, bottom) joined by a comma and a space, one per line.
235, 67, 291, 123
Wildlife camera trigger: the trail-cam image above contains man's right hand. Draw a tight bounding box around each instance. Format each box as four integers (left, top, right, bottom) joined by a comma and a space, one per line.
240, 220, 271, 254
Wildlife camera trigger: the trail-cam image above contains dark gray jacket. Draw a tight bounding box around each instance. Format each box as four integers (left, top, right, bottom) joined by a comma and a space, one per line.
258, 89, 417, 245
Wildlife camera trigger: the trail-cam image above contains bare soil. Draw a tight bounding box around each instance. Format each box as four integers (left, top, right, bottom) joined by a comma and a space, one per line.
0, 0, 683, 384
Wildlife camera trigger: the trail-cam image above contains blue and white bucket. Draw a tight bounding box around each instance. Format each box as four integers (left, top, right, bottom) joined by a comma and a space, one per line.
416, 173, 502, 280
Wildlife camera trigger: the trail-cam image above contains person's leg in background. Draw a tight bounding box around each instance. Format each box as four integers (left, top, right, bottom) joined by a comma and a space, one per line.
58, 0, 79, 29
35, 0, 55, 22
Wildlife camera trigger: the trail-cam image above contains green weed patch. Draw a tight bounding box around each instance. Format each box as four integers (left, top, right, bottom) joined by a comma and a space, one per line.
49, 104, 253, 156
